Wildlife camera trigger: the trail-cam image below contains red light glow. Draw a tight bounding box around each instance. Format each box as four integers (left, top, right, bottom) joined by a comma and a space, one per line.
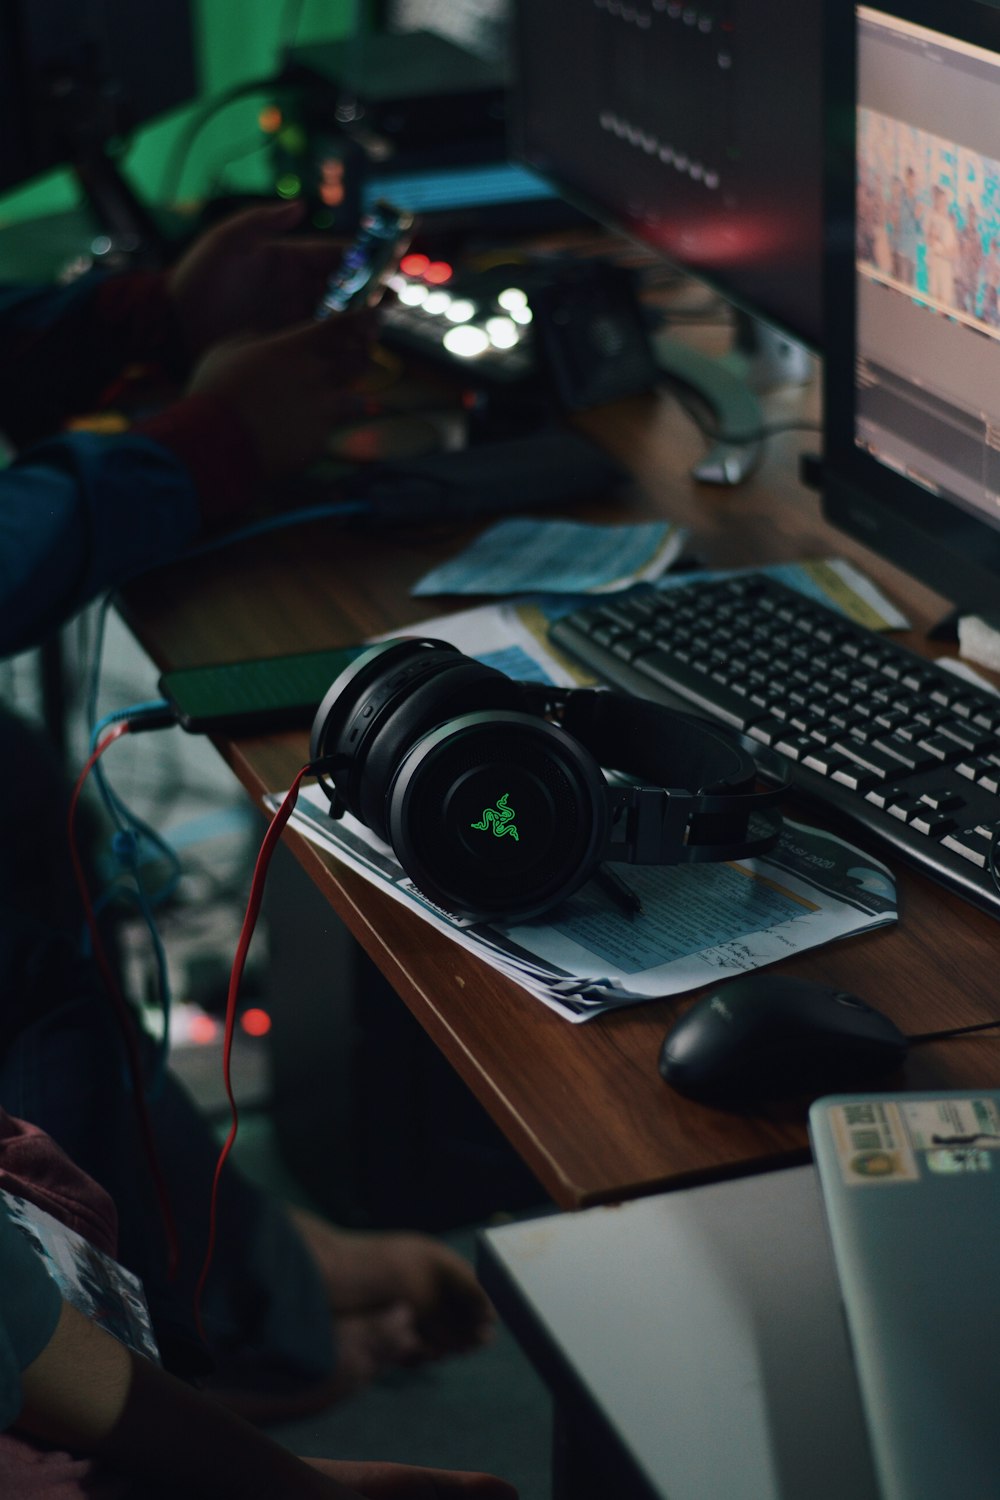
240, 1007, 272, 1038
400, 253, 430, 277
423, 261, 453, 285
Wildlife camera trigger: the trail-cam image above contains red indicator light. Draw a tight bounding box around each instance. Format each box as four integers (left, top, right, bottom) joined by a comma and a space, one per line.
240, 1007, 272, 1038
400, 253, 430, 277
424, 261, 453, 284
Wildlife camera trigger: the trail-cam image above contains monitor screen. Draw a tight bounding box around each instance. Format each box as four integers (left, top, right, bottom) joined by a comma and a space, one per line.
508, 0, 823, 350
823, 0, 1000, 617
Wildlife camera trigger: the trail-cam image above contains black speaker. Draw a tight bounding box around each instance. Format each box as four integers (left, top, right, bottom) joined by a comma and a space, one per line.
310, 638, 785, 923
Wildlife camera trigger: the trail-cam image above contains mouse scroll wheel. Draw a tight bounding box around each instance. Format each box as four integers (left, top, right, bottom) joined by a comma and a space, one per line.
834, 992, 865, 1009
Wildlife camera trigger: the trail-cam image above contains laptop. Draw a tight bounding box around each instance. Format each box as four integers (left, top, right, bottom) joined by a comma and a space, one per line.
809, 1091, 1000, 1500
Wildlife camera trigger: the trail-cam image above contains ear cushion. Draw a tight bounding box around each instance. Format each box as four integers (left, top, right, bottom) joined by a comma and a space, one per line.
310, 638, 461, 767
356, 657, 525, 838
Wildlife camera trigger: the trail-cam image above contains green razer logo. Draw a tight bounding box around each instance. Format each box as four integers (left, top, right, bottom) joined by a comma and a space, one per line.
470, 791, 519, 842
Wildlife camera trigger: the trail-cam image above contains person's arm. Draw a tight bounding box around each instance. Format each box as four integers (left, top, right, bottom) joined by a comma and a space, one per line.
17, 1299, 516, 1500
0, 1198, 63, 1433
0, 273, 186, 449
16, 1298, 353, 1500
0, 426, 207, 659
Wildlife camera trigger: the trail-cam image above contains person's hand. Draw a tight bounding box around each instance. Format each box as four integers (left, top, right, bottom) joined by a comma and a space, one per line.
186, 312, 373, 481
289, 1211, 497, 1360
306, 1458, 518, 1498
169, 200, 347, 359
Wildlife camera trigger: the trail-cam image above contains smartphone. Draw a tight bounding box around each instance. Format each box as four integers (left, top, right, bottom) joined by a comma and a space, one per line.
315, 200, 414, 318
159, 645, 366, 734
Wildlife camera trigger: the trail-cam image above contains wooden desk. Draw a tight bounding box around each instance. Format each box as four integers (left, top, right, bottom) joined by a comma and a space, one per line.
118, 341, 1000, 1212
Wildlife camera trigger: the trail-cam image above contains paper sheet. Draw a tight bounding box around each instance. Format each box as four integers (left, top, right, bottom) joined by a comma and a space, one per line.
411, 517, 689, 597
274, 789, 896, 1022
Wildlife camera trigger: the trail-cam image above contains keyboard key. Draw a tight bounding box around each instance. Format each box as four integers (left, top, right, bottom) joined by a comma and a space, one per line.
910, 811, 958, 838
832, 740, 901, 778
941, 828, 994, 867
872, 736, 938, 773
918, 787, 966, 812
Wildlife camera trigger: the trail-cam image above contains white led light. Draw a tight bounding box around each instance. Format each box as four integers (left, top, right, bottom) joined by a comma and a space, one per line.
509, 304, 533, 326
444, 298, 477, 323
485, 316, 520, 348
422, 290, 452, 315
442, 325, 491, 358
497, 287, 529, 312
396, 281, 429, 306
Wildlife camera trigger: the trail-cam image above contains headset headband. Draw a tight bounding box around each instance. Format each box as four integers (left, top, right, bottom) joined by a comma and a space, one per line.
309, 638, 788, 920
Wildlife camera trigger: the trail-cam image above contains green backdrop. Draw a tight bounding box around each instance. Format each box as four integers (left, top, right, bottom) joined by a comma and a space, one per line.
0, 0, 366, 228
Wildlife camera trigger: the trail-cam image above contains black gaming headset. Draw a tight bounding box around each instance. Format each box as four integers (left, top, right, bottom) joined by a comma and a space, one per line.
309, 638, 786, 923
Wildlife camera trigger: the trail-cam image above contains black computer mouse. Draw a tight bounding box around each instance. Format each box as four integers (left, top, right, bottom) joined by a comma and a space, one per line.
658, 974, 910, 1105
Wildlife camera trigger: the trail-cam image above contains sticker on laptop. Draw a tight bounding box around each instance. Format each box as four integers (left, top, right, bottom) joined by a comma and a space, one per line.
899, 1097, 1000, 1152
826, 1100, 919, 1185
926, 1148, 993, 1174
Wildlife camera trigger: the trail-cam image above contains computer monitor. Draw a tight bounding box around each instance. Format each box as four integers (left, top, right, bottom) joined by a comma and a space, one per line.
508, 0, 823, 480
823, 1, 1000, 622
0, 0, 197, 258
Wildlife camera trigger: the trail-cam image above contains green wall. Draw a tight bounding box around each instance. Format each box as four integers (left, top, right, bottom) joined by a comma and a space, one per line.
0, 0, 364, 227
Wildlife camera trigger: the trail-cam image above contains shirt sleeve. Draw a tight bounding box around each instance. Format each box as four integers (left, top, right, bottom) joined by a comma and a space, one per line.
0, 429, 203, 660
0, 393, 259, 660
0, 1198, 62, 1433
0, 272, 187, 448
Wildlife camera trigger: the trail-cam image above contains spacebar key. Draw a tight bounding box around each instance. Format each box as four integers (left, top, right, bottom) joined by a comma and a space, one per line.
831, 738, 900, 779
631, 648, 756, 730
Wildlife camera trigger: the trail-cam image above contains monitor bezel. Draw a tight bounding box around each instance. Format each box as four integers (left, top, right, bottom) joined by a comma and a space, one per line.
822, 0, 1000, 618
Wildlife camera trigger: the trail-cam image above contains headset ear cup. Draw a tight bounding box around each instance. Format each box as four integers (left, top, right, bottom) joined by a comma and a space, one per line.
311, 638, 460, 766
311, 638, 484, 828
356, 660, 526, 840
386, 712, 611, 922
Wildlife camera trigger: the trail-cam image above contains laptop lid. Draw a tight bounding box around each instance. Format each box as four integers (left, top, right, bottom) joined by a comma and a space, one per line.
808, 1091, 1000, 1500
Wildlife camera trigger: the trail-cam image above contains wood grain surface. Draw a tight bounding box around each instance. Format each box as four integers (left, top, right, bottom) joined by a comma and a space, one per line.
118, 295, 1000, 1210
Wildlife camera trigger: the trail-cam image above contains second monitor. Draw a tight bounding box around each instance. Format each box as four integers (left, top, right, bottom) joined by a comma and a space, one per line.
509, 0, 824, 351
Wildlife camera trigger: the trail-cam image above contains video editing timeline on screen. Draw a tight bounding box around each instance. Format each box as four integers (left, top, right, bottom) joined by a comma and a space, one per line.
823, 3, 1000, 620
855, 9, 1000, 537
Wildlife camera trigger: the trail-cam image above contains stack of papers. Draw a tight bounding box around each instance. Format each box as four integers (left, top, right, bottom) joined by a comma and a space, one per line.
275, 787, 897, 1022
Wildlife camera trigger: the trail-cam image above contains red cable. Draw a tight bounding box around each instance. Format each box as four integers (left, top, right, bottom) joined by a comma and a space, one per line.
193, 765, 311, 1344
67, 722, 181, 1280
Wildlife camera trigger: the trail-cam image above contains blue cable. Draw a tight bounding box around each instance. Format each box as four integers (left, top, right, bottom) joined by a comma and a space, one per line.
79, 490, 369, 1081
85, 660, 184, 1094
182, 497, 370, 560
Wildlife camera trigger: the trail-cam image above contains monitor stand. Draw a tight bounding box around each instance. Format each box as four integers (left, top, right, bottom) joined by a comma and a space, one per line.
653, 310, 812, 486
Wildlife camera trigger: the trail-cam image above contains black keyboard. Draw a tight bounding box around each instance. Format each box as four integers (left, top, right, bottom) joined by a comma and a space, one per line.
550, 572, 1000, 919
